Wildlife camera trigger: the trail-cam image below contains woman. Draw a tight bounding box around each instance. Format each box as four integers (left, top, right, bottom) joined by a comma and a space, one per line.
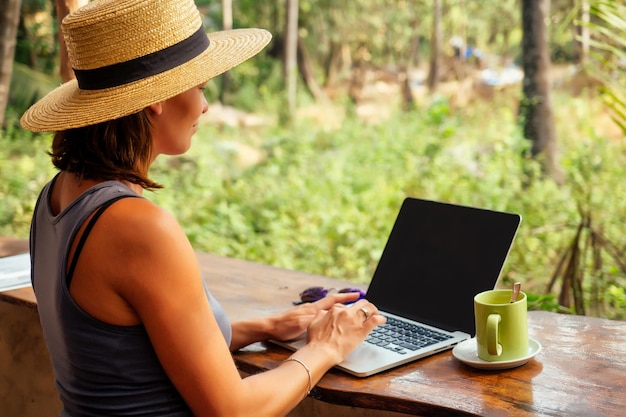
20, 0, 385, 416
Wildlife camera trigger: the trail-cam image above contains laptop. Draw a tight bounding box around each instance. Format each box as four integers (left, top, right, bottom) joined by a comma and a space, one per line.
272, 197, 521, 377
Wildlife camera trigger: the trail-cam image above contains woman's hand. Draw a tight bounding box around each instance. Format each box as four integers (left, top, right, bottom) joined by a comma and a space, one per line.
305, 299, 386, 364
230, 291, 385, 360
268, 292, 364, 342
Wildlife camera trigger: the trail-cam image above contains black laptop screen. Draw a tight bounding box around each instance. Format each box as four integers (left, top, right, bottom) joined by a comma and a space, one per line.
365, 198, 521, 335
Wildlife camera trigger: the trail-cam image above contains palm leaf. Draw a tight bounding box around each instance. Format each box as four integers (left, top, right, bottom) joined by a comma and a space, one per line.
7, 63, 59, 120
578, 0, 626, 135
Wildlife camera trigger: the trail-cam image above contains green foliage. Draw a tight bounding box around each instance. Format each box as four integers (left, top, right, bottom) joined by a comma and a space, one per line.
4, 0, 626, 320
607, 285, 626, 320
222, 58, 286, 112
581, 0, 626, 134
527, 293, 574, 314
16, 0, 59, 75
2, 88, 624, 320
140, 93, 622, 319
2, 90, 625, 319
5, 63, 59, 124
0, 127, 55, 237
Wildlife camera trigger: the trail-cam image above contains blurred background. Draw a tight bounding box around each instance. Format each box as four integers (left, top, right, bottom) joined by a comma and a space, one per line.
1, 0, 624, 319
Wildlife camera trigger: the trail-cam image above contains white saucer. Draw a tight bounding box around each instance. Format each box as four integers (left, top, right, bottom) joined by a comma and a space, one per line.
452, 338, 542, 370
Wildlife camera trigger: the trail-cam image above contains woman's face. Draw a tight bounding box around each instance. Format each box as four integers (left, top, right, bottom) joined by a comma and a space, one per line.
149, 83, 209, 157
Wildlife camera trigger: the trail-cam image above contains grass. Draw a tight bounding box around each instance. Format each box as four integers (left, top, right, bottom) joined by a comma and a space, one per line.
1, 89, 624, 319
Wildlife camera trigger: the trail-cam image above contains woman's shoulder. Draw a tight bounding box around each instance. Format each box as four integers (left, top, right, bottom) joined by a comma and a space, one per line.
105, 197, 185, 244
87, 196, 191, 273
93, 196, 199, 292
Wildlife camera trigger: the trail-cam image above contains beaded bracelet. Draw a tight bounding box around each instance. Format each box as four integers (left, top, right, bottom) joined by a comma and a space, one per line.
284, 357, 312, 399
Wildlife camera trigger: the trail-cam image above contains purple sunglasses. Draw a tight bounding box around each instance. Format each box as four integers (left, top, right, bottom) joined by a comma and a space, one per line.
293, 286, 366, 305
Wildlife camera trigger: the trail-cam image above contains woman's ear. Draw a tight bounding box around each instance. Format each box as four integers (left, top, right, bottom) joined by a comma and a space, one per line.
148, 102, 163, 115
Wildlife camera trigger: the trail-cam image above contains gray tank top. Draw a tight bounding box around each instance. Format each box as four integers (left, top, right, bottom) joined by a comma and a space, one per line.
30, 176, 232, 416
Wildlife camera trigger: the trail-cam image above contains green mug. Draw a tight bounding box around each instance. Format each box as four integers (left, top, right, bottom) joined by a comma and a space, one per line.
474, 289, 528, 362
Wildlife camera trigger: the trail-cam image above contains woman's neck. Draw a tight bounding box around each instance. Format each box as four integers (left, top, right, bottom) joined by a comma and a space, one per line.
50, 171, 143, 215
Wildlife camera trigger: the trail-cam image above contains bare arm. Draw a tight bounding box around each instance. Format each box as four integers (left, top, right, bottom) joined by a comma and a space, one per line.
99, 199, 384, 417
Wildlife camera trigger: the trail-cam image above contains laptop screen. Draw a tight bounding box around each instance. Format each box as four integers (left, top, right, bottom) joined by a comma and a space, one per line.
365, 198, 521, 335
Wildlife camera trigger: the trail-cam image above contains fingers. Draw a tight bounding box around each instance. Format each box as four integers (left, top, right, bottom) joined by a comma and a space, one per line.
313, 295, 384, 325
304, 297, 386, 361
314, 291, 361, 308
350, 299, 385, 326
363, 309, 386, 327
309, 293, 386, 335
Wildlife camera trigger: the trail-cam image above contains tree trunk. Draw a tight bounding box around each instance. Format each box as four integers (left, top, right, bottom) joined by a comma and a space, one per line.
54, 0, 88, 83
575, 0, 590, 63
297, 37, 326, 102
519, 0, 564, 184
220, 0, 233, 104
284, 0, 299, 118
403, 0, 421, 110
427, 0, 442, 92
0, 0, 21, 126
324, 42, 351, 92
408, 1, 421, 70
324, 41, 342, 89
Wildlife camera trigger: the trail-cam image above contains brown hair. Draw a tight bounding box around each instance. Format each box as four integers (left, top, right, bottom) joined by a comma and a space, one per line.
49, 109, 162, 190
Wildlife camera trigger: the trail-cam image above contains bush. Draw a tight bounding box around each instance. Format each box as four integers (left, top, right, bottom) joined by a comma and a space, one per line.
148, 94, 624, 319
2, 91, 624, 319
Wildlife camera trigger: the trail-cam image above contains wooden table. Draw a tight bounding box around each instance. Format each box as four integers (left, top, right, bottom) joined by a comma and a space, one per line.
1, 238, 625, 417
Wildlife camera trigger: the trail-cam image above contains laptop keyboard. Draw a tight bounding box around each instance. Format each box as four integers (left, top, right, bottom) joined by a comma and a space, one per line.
365, 315, 454, 354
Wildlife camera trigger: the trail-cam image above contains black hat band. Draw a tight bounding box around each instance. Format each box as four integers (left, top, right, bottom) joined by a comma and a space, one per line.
74, 26, 210, 90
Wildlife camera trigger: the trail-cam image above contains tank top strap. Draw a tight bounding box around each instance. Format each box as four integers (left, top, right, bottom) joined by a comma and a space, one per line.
66, 195, 139, 287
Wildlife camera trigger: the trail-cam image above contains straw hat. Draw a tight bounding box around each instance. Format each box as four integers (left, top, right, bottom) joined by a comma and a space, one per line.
20, 0, 272, 132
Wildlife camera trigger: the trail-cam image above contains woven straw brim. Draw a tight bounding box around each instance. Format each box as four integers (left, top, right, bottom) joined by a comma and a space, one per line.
20, 29, 271, 132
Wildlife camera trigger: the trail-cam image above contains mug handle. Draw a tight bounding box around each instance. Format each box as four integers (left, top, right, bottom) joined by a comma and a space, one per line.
487, 313, 502, 356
